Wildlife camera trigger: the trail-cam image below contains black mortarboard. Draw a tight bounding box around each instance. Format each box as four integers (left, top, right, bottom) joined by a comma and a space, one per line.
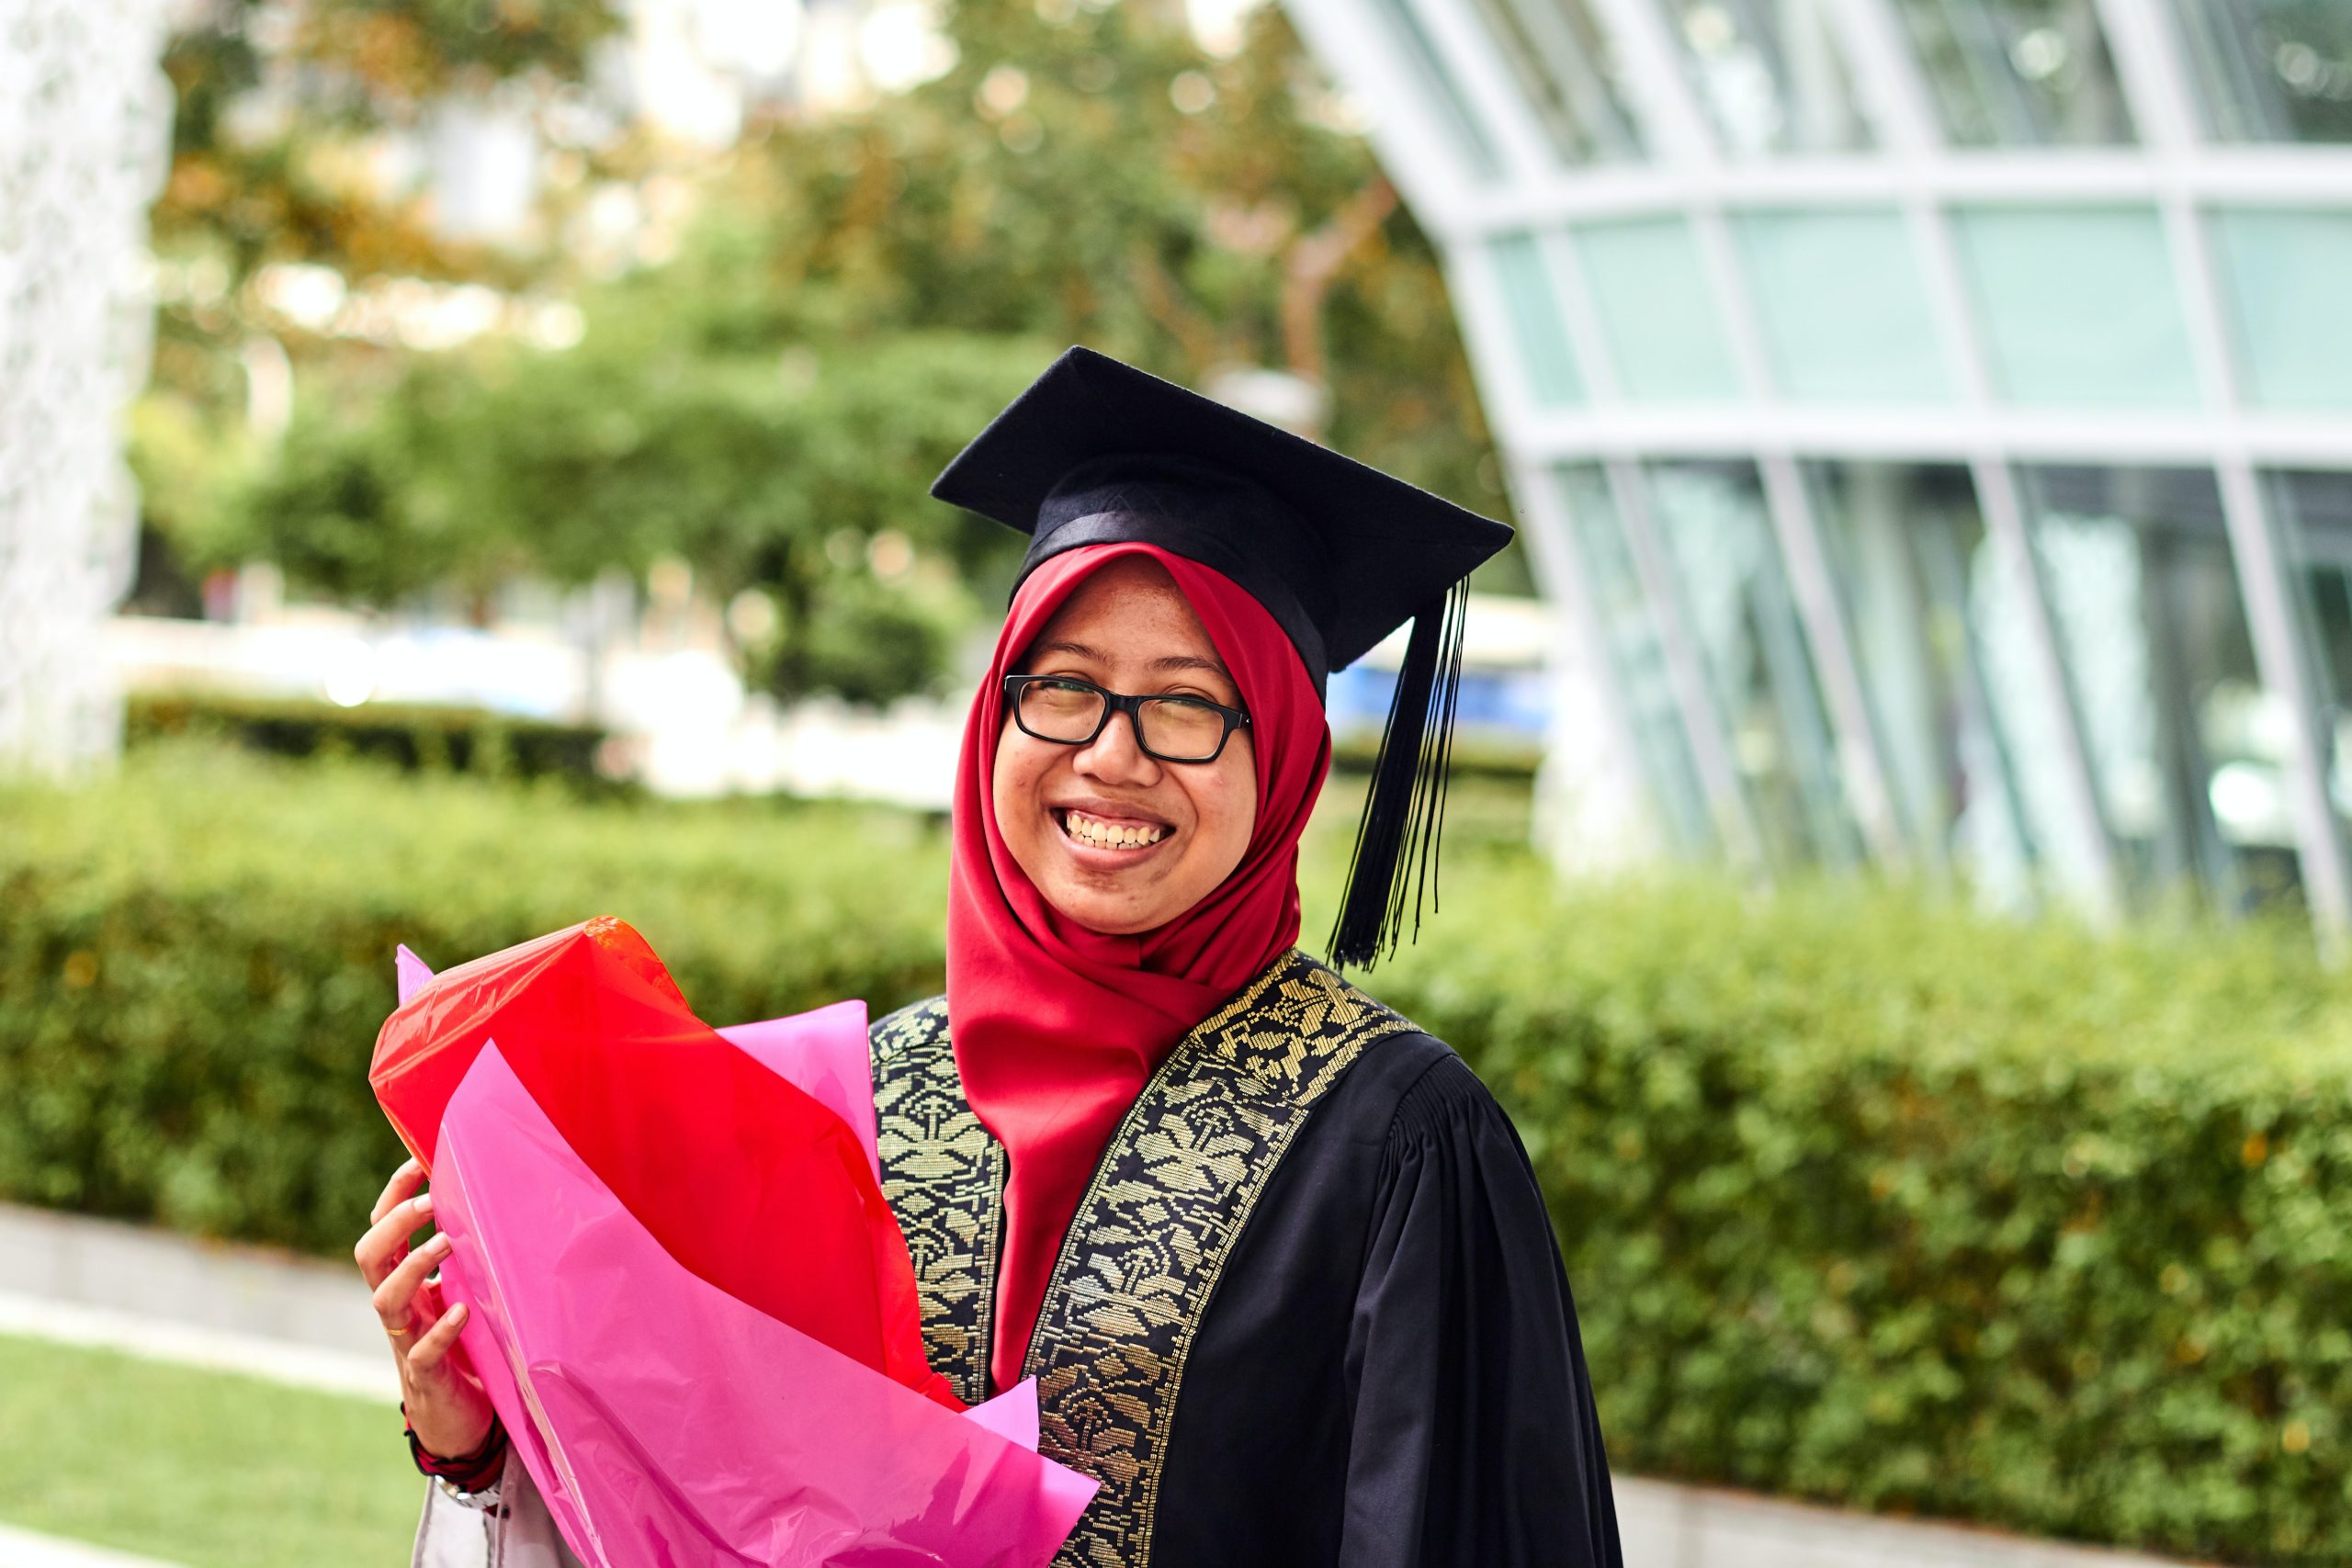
930, 345, 1512, 968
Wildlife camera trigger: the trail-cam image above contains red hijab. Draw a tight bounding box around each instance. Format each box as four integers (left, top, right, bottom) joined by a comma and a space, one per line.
946, 541, 1330, 1393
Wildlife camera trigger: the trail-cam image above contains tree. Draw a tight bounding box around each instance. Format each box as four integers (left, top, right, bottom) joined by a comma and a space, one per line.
199, 0, 1523, 706
719, 0, 1512, 525
132, 0, 624, 611
234, 321, 1046, 700
155, 0, 620, 291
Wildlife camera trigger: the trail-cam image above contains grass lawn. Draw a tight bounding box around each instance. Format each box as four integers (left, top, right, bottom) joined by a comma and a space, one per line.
0, 1334, 420, 1566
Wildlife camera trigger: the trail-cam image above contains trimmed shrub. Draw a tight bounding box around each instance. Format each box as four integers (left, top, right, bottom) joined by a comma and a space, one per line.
1371, 864, 2352, 1566
6, 744, 2350, 1562
0, 743, 946, 1254
126, 691, 611, 784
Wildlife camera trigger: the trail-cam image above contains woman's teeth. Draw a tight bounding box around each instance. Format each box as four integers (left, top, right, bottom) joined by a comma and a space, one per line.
1063, 810, 1167, 849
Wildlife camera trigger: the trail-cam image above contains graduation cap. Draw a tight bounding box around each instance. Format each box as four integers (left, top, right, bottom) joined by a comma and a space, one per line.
930, 345, 1512, 968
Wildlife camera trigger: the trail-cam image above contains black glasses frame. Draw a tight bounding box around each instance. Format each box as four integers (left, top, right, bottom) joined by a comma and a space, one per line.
1001, 673, 1251, 763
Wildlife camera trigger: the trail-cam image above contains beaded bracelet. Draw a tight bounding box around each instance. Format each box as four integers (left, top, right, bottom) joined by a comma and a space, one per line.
402, 1404, 509, 1494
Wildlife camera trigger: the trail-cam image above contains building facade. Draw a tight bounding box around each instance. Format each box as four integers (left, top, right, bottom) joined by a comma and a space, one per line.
1277, 0, 2352, 939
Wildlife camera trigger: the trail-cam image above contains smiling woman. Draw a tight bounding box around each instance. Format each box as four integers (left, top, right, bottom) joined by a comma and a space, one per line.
930, 351, 1618, 1566
953, 536, 1340, 1413
401, 348, 1623, 1568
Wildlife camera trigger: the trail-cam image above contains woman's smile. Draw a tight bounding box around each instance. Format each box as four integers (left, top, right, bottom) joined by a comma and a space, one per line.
1053, 803, 1172, 853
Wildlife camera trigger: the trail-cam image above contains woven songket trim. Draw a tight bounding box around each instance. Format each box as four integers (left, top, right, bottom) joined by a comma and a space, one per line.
874, 950, 1417, 1566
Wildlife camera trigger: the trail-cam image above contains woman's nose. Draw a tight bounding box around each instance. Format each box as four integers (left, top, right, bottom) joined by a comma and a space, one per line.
1074, 709, 1159, 784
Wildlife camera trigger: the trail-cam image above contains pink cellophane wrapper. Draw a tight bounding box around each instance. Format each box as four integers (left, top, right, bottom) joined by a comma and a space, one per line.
434, 1042, 1098, 1567
714, 1003, 880, 1184
398, 944, 880, 1182
390, 944, 879, 1175
378, 925, 928, 1392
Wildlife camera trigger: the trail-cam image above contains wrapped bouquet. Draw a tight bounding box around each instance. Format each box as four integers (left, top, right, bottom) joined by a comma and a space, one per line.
371, 918, 1095, 1567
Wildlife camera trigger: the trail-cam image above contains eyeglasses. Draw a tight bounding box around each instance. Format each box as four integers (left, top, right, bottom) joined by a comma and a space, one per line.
1002, 673, 1251, 763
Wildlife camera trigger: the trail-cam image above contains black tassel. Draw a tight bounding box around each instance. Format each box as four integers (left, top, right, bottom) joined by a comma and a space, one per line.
1328, 579, 1472, 968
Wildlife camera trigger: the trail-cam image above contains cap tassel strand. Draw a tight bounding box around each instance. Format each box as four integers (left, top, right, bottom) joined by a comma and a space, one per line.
1329, 579, 1473, 969
1409, 580, 1471, 942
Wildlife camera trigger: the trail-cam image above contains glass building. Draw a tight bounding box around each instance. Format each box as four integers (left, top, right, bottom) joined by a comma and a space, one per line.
1281, 0, 2352, 939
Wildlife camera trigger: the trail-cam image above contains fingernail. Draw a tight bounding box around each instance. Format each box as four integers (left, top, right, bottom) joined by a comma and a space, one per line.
427, 1232, 452, 1254
448, 1302, 469, 1324
414, 1194, 433, 1214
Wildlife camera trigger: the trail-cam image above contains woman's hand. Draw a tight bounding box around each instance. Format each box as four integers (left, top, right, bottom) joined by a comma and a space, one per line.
355, 1157, 496, 1461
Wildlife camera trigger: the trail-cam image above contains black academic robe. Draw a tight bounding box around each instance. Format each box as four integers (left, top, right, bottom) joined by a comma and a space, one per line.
870, 950, 1621, 1568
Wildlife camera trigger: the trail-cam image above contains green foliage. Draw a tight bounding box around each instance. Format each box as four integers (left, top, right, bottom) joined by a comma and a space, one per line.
162, 0, 1529, 704
149, 0, 627, 444
718, 0, 1509, 526
222, 327, 1043, 700
0, 1335, 416, 1568
1367, 862, 2352, 1566
0, 745, 949, 1254
225, 354, 513, 605
139, 0, 631, 608
797, 569, 968, 707
287, 0, 621, 95
127, 691, 611, 782
17, 750, 2349, 1560
125, 392, 262, 601
158, 0, 622, 280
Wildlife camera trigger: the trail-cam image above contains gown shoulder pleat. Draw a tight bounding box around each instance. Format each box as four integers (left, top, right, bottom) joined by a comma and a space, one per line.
1338, 1050, 1622, 1567
1150, 1031, 1622, 1568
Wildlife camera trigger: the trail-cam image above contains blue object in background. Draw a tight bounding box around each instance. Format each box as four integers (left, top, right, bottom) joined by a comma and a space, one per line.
1328, 662, 1549, 740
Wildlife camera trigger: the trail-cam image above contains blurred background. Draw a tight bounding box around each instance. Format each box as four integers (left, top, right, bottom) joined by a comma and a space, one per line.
6, 2, 2352, 1565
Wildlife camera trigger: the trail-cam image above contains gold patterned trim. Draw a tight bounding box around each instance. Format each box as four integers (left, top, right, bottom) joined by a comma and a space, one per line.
871, 996, 1004, 1406
1021, 950, 1419, 1568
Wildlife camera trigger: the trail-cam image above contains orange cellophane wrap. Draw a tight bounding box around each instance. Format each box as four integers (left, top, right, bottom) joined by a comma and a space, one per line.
368, 917, 951, 1406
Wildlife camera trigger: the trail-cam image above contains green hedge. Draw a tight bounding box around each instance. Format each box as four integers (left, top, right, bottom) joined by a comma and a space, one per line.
0, 743, 947, 1253
127, 691, 611, 784
6, 743, 2351, 1563
1374, 871, 2352, 1565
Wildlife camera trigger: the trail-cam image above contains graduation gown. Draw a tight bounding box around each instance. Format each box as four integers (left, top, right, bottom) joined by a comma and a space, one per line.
872, 948, 1622, 1568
